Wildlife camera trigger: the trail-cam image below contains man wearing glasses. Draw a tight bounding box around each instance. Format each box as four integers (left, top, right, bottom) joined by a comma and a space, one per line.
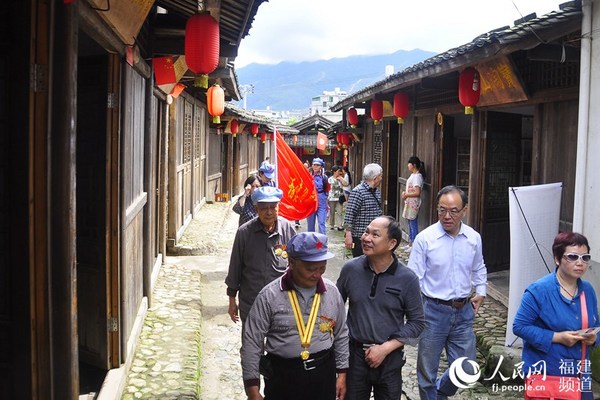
407, 185, 487, 400
225, 186, 296, 324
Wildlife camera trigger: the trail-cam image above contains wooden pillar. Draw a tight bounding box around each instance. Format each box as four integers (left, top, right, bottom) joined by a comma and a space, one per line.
467, 110, 483, 230
49, 1, 79, 398
143, 79, 154, 305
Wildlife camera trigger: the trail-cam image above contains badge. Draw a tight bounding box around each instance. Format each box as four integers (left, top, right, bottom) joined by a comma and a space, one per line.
300, 350, 310, 360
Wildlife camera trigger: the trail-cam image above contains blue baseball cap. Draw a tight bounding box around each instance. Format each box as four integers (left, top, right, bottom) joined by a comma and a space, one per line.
251, 186, 283, 203
259, 163, 276, 179
312, 157, 325, 167
286, 232, 335, 262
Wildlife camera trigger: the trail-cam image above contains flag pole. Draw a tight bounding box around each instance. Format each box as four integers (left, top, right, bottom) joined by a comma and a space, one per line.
273, 125, 278, 187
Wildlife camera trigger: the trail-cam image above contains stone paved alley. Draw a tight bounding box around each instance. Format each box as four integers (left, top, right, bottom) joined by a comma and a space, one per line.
121, 200, 529, 400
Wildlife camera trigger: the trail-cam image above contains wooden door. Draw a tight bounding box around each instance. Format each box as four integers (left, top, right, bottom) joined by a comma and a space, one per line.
76, 48, 120, 371
481, 111, 523, 272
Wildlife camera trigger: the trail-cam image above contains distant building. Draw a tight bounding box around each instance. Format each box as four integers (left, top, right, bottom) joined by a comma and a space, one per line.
309, 88, 347, 122
252, 106, 305, 125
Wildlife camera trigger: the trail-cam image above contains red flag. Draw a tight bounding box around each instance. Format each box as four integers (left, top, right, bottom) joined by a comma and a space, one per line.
153, 56, 176, 85
316, 132, 328, 150
275, 131, 318, 220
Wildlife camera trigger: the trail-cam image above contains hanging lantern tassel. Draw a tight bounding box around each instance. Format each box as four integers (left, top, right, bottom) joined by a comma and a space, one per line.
185, 12, 220, 89
370, 100, 383, 125
207, 84, 225, 124
458, 67, 481, 115
347, 107, 358, 129
393, 92, 409, 124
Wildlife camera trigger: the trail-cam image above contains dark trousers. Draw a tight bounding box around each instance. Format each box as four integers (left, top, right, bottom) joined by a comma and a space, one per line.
352, 237, 363, 257
264, 349, 336, 400
346, 342, 405, 400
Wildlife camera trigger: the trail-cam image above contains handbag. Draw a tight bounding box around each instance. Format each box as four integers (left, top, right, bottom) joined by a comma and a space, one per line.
402, 201, 419, 220
524, 375, 580, 400
524, 291, 588, 400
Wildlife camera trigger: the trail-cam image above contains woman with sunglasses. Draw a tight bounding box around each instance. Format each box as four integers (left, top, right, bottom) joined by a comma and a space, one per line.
513, 232, 600, 399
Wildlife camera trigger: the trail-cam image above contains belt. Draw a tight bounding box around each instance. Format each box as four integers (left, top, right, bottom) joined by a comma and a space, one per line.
350, 339, 404, 352
268, 348, 332, 371
424, 295, 469, 309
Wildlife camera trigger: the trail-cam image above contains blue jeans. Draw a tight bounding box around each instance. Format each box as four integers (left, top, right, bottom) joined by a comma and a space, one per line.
417, 297, 476, 400
307, 194, 328, 234
408, 217, 419, 243
346, 342, 405, 400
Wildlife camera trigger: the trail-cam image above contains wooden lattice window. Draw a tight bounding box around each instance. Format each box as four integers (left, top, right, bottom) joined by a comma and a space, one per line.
183, 101, 193, 164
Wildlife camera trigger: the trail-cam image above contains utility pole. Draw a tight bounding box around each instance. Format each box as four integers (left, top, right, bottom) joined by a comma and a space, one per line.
239, 84, 254, 109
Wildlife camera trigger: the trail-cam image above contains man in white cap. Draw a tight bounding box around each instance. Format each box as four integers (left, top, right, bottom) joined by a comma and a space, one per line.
225, 186, 296, 323
242, 232, 349, 400
258, 163, 276, 187
307, 157, 329, 234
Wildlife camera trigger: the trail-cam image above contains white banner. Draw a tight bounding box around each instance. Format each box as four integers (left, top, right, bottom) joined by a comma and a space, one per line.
506, 182, 562, 347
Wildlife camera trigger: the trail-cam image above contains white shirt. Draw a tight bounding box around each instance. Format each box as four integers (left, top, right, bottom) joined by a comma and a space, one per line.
407, 221, 487, 300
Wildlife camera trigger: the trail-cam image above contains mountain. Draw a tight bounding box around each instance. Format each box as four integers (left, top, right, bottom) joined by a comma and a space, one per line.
235, 49, 437, 111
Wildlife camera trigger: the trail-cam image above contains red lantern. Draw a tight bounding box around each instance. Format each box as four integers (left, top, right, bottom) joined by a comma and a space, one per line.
458, 67, 481, 115
393, 92, 409, 124
230, 119, 239, 137
370, 100, 383, 125
260, 132, 267, 143
292, 135, 298, 144
336, 133, 351, 148
347, 107, 358, 128
207, 84, 224, 124
251, 123, 259, 137
185, 12, 219, 88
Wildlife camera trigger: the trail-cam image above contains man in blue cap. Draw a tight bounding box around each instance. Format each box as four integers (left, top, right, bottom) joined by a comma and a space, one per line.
242, 232, 349, 400
225, 186, 296, 324
258, 163, 276, 187
307, 157, 329, 234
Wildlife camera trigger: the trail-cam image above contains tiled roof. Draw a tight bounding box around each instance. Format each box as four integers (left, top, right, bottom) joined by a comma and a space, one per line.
331, 0, 582, 110
224, 103, 298, 134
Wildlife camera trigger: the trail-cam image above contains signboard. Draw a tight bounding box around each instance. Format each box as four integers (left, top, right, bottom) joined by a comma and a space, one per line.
478, 56, 528, 106
89, 0, 155, 45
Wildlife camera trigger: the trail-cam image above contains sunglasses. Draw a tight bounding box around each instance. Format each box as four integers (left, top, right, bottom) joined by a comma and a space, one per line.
563, 253, 592, 263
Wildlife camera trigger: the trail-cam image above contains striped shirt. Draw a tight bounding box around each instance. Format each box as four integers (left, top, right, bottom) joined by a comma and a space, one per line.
232, 196, 257, 226
343, 181, 383, 237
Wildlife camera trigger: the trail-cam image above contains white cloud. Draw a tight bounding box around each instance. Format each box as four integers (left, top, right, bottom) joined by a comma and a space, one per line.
236, 0, 562, 68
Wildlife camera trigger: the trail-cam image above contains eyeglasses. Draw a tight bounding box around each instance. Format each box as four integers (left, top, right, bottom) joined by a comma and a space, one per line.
437, 207, 465, 218
563, 253, 592, 263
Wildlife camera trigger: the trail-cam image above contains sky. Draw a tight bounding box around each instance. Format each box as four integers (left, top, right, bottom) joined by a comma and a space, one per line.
235, 0, 562, 68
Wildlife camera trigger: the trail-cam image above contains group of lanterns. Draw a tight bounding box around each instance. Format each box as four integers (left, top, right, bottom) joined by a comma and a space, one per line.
184, 11, 225, 124
224, 120, 263, 139
345, 66, 481, 126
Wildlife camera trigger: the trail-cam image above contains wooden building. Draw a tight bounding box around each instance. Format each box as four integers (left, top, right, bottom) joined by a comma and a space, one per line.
331, 1, 582, 272
1, 0, 269, 398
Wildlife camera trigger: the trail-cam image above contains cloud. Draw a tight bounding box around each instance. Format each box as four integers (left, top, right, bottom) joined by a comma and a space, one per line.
236, 0, 560, 68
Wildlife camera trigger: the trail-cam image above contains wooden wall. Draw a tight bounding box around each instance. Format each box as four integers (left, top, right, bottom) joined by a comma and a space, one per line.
534, 99, 579, 232
121, 66, 147, 350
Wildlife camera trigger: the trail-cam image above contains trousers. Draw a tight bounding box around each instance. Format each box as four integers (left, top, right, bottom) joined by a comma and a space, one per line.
416, 296, 476, 400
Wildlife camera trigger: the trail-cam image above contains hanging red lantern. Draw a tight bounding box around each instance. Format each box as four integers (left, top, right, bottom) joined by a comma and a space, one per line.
230, 119, 239, 137
336, 133, 351, 148
347, 107, 358, 128
292, 135, 298, 144
260, 132, 267, 143
251, 123, 259, 137
370, 100, 383, 125
393, 92, 409, 124
458, 67, 481, 115
185, 12, 219, 88
207, 84, 224, 124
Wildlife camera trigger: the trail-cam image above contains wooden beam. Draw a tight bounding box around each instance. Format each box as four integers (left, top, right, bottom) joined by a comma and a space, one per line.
527, 44, 580, 62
